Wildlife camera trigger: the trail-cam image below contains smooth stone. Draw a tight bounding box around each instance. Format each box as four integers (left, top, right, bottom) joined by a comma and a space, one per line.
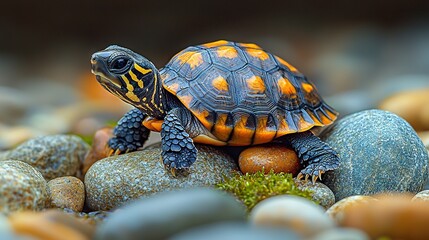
0, 160, 48, 214
9, 210, 94, 240
5, 135, 89, 180
47, 176, 85, 212
378, 88, 429, 131
171, 222, 299, 240
95, 188, 246, 240
0, 213, 18, 240
81, 127, 113, 177
250, 195, 335, 237
320, 109, 429, 201
294, 179, 335, 209
85, 144, 239, 211
326, 195, 378, 224
239, 145, 301, 175
309, 228, 369, 240
412, 190, 429, 202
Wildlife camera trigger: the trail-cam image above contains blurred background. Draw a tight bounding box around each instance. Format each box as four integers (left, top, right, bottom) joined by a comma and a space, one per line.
1, 0, 429, 149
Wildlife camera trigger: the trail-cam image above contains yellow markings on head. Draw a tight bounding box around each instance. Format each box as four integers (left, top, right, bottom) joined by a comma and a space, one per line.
212, 76, 229, 92
129, 70, 144, 88
177, 51, 203, 69
278, 77, 296, 95
212, 114, 233, 142
202, 40, 229, 48
246, 76, 265, 94
246, 48, 269, 61
301, 83, 314, 93
228, 115, 253, 146
125, 92, 140, 102
134, 63, 152, 75
240, 43, 261, 49
253, 116, 276, 145
275, 56, 299, 73
216, 46, 238, 59
120, 75, 140, 102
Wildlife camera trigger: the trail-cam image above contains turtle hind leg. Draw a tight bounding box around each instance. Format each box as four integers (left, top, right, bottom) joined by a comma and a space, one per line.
161, 108, 197, 173
108, 108, 150, 155
283, 131, 340, 183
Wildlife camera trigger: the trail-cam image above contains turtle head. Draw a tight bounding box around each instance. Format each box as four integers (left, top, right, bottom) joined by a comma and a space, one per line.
91, 45, 164, 117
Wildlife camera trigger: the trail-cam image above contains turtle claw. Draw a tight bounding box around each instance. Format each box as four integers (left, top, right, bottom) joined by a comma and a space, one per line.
318, 170, 324, 181
297, 173, 304, 180
170, 168, 177, 177
107, 148, 115, 157
312, 175, 318, 184
304, 174, 309, 183
114, 149, 122, 155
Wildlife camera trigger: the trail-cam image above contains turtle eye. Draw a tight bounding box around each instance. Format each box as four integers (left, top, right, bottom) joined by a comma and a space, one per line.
111, 57, 130, 72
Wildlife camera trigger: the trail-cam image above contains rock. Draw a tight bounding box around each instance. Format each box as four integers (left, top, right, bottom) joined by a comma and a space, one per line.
0, 213, 18, 240
326, 195, 377, 224
170, 222, 299, 240
249, 195, 335, 238
0, 150, 9, 160
0, 160, 48, 214
412, 190, 429, 202
9, 210, 94, 240
85, 144, 239, 210
95, 188, 246, 240
238, 144, 301, 175
0, 125, 44, 151
309, 228, 369, 240
339, 194, 429, 240
47, 177, 85, 212
62, 209, 110, 226
378, 88, 429, 131
82, 128, 113, 177
320, 109, 429, 201
294, 179, 335, 209
5, 135, 90, 180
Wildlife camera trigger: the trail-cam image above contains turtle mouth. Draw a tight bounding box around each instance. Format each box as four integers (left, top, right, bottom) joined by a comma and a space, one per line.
94, 73, 122, 89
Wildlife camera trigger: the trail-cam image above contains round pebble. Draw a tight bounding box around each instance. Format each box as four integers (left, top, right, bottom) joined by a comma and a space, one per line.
81, 127, 113, 176
250, 195, 335, 237
320, 109, 429, 201
412, 190, 429, 202
0, 160, 48, 214
239, 145, 301, 175
326, 195, 377, 224
85, 144, 239, 211
47, 176, 85, 212
5, 135, 90, 180
95, 188, 246, 240
294, 179, 335, 209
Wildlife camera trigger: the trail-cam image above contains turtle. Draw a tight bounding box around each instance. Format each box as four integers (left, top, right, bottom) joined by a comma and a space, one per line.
90, 40, 339, 182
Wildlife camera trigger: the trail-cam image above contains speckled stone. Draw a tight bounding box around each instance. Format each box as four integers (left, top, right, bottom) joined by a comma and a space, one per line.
95, 188, 247, 240
326, 195, 377, 224
294, 179, 335, 209
320, 110, 429, 201
4, 135, 89, 180
85, 144, 239, 211
47, 176, 85, 212
250, 195, 335, 238
412, 190, 429, 202
0, 160, 48, 214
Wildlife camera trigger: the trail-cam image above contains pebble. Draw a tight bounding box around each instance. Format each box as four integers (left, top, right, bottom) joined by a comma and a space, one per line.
0, 213, 18, 240
339, 194, 429, 240
378, 88, 429, 131
47, 176, 85, 212
85, 144, 239, 211
326, 195, 377, 224
8, 210, 94, 240
0, 160, 48, 214
81, 127, 113, 176
249, 195, 335, 237
412, 190, 429, 202
95, 188, 246, 240
170, 222, 299, 240
4, 135, 89, 180
238, 144, 301, 175
294, 179, 335, 209
320, 109, 429, 201
309, 228, 369, 240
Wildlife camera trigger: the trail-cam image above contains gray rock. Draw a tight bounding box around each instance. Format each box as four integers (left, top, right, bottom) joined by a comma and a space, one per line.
294, 179, 335, 209
320, 109, 429, 201
85, 144, 239, 211
0, 160, 48, 214
4, 135, 89, 180
171, 222, 299, 240
95, 188, 246, 240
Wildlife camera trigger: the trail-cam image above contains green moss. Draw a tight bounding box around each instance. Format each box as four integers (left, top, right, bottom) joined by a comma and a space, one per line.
216, 170, 315, 211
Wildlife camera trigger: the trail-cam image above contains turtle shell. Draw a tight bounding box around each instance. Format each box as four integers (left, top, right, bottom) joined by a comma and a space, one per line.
160, 40, 337, 146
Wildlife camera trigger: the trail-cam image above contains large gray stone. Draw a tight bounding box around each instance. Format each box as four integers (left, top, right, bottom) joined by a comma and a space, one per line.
85, 144, 239, 211
95, 188, 246, 240
320, 109, 429, 201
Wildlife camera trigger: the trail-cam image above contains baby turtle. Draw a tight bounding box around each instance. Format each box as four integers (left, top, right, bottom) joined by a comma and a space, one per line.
91, 40, 339, 182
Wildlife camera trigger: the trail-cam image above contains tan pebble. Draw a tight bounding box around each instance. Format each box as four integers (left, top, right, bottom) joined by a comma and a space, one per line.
412, 190, 429, 202
326, 195, 377, 224
82, 127, 113, 176
8, 210, 93, 240
47, 177, 85, 212
239, 145, 301, 175
379, 88, 429, 131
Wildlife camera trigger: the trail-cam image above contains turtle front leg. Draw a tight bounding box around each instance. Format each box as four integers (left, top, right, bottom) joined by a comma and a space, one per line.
108, 108, 150, 155
161, 108, 197, 174
285, 131, 340, 183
